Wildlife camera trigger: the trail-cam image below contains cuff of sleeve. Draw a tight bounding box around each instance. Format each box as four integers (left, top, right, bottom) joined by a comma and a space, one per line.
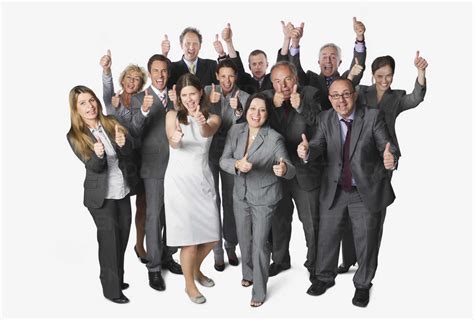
141, 108, 150, 117
354, 42, 366, 53
290, 47, 300, 57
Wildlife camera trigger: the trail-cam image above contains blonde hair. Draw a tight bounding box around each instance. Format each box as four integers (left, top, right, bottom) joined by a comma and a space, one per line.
119, 64, 148, 91
67, 85, 127, 161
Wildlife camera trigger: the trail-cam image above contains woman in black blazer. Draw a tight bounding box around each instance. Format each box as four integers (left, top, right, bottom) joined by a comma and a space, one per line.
67, 85, 138, 304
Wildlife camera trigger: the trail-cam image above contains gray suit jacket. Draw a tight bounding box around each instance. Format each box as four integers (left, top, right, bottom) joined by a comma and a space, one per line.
356, 79, 426, 156
308, 106, 398, 213
130, 86, 174, 179
220, 123, 296, 206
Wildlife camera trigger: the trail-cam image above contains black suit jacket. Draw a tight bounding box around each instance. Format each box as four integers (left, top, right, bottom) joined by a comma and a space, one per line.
67, 126, 139, 209
308, 106, 398, 213
231, 51, 273, 95
168, 57, 218, 87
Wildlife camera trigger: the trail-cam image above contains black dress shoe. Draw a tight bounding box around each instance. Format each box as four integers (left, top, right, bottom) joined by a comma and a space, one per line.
214, 261, 225, 272
268, 263, 290, 277
226, 248, 239, 266
162, 260, 183, 275
121, 282, 129, 290
148, 271, 166, 291
306, 279, 335, 296
107, 293, 129, 304
352, 288, 370, 307
134, 246, 148, 264
337, 263, 355, 274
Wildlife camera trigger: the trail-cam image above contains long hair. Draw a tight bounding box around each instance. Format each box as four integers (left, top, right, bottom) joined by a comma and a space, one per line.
175, 73, 210, 125
67, 85, 127, 161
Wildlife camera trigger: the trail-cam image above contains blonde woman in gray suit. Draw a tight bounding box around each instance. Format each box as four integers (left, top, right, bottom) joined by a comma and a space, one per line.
220, 93, 295, 307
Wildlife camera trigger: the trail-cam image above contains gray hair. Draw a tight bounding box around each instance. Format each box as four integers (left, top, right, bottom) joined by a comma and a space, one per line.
270, 61, 298, 79
319, 43, 342, 61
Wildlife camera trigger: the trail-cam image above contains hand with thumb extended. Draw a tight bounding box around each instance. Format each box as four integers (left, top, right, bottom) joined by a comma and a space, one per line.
383, 142, 395, 169
115, 124, 126, 147
142, 89, 153, 112
229, 90, 240, 110
209, 83, 221, 103
111, 90, 121, 108
273, 82, 285, 108
237, 153, 253, 173
348, 57, 363, 80
297, 133, 309, 160
273, 157, 287, 177
171, 117, 184, 144
93, 136, 105, 158
290, 84, 300, 109
161, 34, 170, 56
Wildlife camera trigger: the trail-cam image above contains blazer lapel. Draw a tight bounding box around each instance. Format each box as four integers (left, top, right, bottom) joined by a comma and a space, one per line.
330, 111, 342, 159
349, 106, 365, 159
235, 124, 248, 159
247, 125, 268, 159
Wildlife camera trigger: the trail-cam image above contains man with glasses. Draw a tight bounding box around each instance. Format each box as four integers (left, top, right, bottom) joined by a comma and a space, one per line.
297, 79, 398, 307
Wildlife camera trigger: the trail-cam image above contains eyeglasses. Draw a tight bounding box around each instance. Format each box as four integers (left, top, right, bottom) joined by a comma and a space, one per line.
329, 91, 353, 100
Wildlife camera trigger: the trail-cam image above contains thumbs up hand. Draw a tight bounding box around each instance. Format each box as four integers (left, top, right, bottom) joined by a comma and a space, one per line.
222, 22, 233, 43
93, 136, 105, 158
142, 89, 153, 113
273, 82, 285, 108
353, 17, 366, 41
99, 49, 112, 74
348, 57, 363, 80
171, 117, 184, 144
290, 84, 300, 109
297, 133, 310, 160
209, 83, 221, 104
229, 90, 240, 110
161, 34, 170, 57
169, 84, 177, 106
192, 104, 207, 126
236, 154, 253, 173
414, 50, 428, 71
115, 124, 126, 147
273, 157, 288, 177
213, 34, 225, 56
383, 142, 396, 170
111, 90, 122, 108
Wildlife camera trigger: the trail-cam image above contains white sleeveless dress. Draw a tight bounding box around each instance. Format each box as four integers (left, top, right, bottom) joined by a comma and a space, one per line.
164, 115, 220, 246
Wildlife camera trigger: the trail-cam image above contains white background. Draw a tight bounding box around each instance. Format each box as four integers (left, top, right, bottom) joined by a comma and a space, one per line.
1, 0, 472, 319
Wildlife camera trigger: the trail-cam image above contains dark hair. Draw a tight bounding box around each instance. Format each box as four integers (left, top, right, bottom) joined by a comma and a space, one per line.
179, 27, 203, 45
371, 55, 396, 75
216, 58, 238, 77
242, 92, 272, 126
147, 54, 171, 73
248, 49, 267, 63
329, 78, 356, 92
175, 73, 210, 125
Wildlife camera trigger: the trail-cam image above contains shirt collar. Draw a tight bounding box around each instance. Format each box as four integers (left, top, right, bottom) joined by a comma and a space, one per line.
337, 107, 356, 122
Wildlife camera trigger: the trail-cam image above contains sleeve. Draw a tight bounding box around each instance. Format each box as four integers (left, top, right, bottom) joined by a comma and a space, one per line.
288, 50, 310, 86
373, 111, 399, 161
307, 117, 327, 162
231, 51, 254, 86
129, 94, 146, 138
398, 78, 427, 112
341, 45, 367, 86
273, 135, 296, 180
219, 126, 239, 175
67, 134, 107, 173
299, 87, 322, 126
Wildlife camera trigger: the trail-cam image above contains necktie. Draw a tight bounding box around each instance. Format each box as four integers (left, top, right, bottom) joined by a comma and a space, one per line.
159, 94, 167, 108
189, 62, 196, 74
341, 119, 352, 191
325, 76, 333, 88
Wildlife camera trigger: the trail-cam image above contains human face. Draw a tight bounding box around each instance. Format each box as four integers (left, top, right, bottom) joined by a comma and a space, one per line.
121, 71, 142, 94
181, 32, 201, 62
216, 67, 236, 94
373, 65, 393, 93
149, 60, 169, 91
271, 65, 297, 100
76, 92, 98, 124
318, 46, 341, 77
328, 80, 357, 119
246, 98, 268, 129
180, 85, 202, 114
249, 53, 268, 80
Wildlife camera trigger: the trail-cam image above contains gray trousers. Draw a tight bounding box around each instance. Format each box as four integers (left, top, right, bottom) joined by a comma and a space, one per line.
271, 178, 319, 270
209, 160, 238, 260
234, 197, 275, 302
144, 178, 176, 272
315, 187, 381, 289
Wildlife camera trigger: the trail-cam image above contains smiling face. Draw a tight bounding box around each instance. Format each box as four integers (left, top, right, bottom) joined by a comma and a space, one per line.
181, 32, 201, 62
373, 65, 393, 93
76, 92, 98, 123
328, 80, 357, 119
271, 65, 297, 100
246, 98, 268, 129
179, 85, 202, 114
249, 53, 268, 80
149, 60, 169, 91
216, 67, 236, 94
318, 46, 341, 77
121, 70, 142, 94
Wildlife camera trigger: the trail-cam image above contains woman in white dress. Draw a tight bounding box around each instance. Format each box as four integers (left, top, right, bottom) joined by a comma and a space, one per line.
164, 73, 222, 304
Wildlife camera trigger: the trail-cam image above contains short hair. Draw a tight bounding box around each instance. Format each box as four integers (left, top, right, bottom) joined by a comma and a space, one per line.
329, 78, 355, 93
179, 27, 203, 45
248, 49, 268, 63
147, 54, 171, 73
216, 58, 238, 76
319, 43, 342, 61
371, 55, 396, 75
119, 64, 148, 92
242, 92, 272, 126
269, 61, 298, 79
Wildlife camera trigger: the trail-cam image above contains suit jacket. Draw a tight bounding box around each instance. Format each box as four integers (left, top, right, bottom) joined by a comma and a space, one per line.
67, 126, 138, 209
262, 85, 323, 191
281, 47, 366, 111
231, 51, 273, 94
129, 86, 174, 179
220, 123, 296, 206
168, 57, 218, 87
308, 106, 398, 213
356, 79, 426, 156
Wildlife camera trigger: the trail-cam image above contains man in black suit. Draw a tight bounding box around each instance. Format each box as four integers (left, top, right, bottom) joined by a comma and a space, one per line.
298, 79, 398, 307
162, 27, 218, 87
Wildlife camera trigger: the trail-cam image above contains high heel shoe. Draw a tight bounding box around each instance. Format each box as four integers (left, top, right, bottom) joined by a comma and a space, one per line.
134, 245, 148, 264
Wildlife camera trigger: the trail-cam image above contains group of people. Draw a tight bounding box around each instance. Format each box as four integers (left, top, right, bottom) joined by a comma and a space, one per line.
67, 18, 428, 308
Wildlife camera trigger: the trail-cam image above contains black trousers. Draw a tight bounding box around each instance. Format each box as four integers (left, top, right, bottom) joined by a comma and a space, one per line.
88, 195, 131, 299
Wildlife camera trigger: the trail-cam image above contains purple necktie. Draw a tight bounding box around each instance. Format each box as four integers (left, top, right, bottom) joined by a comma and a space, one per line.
341, 119, 352, 191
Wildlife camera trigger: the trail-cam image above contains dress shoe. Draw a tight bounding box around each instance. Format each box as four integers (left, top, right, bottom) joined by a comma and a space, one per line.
214, 259, 225, 272
148, 271, 166, 291
162, 260, 183, 275
107, 293, 129, 304
226, 248, 239, 266
306, 279, 335, 296
121, 282, 129, 290
352, 288, 370, 307
196, 276, 215, 287
134, 245, 148, 264
241, 279, 253, 287
185, 288, 206, 304
268, 263, 290, 277
337, 263, 355, 274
